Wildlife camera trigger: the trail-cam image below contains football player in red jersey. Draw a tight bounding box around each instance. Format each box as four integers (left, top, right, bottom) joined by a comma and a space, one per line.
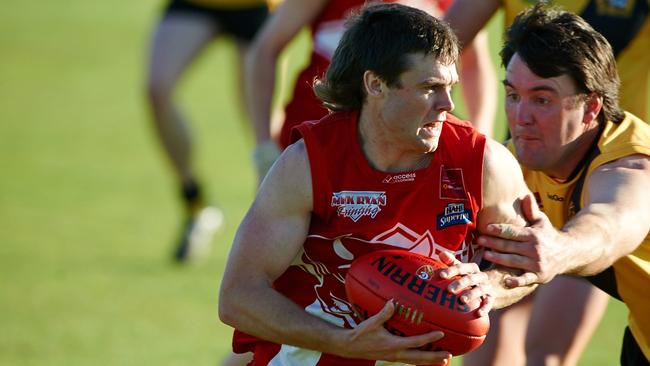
220, 4, 540, 365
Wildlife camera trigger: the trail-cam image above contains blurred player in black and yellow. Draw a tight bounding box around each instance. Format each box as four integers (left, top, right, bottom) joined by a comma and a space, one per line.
145, 0, 272, 262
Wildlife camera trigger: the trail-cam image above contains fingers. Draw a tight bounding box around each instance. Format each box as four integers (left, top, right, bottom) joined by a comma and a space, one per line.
350, 302, 452, 365
393, 347, 452, 366
401, 329, 446, 348
477, 234, 535, 257
439, 261, 480, 279
391, 331, 450, 365
504, 272, 542, 288
438, 250, 460, 266
440, 262, 491, 310
477, 293, 494, 317
485, 223, 528, 241
481, 248, 538, 272
373, 299, 396, 323
446, 271, 487, 296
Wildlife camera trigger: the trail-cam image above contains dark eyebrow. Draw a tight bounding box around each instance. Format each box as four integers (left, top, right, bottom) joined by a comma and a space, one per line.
502, 79, 558, 94
421, 78, 458, 87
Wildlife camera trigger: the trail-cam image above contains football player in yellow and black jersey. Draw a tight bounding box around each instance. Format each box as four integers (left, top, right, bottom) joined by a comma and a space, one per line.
460, 5, 650, 365
145, 0, 272, 262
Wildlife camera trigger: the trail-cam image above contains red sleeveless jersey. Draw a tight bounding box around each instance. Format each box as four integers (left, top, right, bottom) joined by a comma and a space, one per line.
237, 111, 486, 365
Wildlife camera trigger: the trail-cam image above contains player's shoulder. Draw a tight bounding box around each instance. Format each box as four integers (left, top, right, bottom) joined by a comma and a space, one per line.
262, 139, 313, 204
445, 113, 475, 129
483, 138, 518, 168
313, 110, 356, 128
443, 114, 486, 140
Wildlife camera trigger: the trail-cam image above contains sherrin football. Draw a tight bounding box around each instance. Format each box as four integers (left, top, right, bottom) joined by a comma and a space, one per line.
344, 249, 489, 355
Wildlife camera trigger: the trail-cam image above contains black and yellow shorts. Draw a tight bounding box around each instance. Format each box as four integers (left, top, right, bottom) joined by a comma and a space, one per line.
165, 0, 269, 42
621, 327, 650, 366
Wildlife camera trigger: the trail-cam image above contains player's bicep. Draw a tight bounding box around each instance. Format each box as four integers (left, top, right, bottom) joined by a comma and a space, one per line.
477, 139, 532, 233
584, 155, 650, 207
577, 155, 650, 248
226, 141, 313, 283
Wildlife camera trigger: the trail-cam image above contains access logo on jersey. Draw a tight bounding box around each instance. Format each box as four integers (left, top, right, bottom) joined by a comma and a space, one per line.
437, 203, 472, 229
331, 191, 387, 222
440, 167, 467, 200
382, 172, 416, 184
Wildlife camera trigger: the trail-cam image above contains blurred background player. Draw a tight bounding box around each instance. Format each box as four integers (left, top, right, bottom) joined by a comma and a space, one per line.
145, 0, 270, 262
443, 1, 650, 365
245, 0, 498, 185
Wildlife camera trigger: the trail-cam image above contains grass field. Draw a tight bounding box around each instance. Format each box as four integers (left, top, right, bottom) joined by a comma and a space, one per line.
0, 1, 629, 365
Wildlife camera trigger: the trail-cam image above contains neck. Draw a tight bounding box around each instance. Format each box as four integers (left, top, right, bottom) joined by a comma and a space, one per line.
358, 109, 432, 173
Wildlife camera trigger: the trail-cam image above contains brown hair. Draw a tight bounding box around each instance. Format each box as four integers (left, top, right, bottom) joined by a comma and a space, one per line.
313, 3, 460, 112
501, 4, 625, 123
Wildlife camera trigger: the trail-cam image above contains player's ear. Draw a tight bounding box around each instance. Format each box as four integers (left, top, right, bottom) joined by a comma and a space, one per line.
363, 70, 384, 98
582, 93, 603, 124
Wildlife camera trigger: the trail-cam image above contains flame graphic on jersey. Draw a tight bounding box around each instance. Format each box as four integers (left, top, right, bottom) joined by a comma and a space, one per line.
293, 223, 479, 329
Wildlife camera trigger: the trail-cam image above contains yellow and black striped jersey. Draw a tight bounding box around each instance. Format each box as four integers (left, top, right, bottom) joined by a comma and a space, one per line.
509, 112, 650, 360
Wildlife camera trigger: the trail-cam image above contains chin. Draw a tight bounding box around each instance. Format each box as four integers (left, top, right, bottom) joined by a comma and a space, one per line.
519, 156, 548, 171
423, 143, 439, 153
419, 138, 439, 153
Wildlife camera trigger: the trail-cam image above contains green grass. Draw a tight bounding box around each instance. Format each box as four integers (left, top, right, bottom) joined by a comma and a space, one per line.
0, 2, 630, 365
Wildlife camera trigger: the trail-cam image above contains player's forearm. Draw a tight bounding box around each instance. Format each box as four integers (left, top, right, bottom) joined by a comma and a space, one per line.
560, 204, 645, 276
460, 32, 496, 137
219, 283, 347, 354
486, 266, 538, 308
443, 0, 500, 46
244, 44, 278, 144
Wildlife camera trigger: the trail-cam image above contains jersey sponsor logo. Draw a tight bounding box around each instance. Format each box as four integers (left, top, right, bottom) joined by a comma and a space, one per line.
382, 172, 416, 184
331, 191, 387, 222
437, 203, 472, 229
440, 167, 467, 200
546, 192, 565, 202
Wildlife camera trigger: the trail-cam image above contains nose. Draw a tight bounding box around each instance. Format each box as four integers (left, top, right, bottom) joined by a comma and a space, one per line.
436, 89, 455, 113
512, 100, 532, 126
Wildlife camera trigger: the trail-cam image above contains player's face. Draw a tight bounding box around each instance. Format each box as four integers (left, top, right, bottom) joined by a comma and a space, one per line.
504, 53, 589, 179
380, 53, 457, 154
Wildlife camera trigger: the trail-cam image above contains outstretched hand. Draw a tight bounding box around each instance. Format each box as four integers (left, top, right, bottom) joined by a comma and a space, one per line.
477, 194, 566, 287
344, 300, 452, 365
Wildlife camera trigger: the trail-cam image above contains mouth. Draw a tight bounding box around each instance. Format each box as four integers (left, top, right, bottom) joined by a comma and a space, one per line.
514, 133, 539, 142
421, 121, 443, 137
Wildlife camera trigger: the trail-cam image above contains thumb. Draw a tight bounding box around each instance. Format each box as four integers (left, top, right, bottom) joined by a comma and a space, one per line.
522, 194, 543, 224
369, 299, 396, 325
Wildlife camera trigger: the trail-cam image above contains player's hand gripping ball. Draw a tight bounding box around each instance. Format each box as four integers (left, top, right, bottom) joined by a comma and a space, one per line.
345, 249, 489, 355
